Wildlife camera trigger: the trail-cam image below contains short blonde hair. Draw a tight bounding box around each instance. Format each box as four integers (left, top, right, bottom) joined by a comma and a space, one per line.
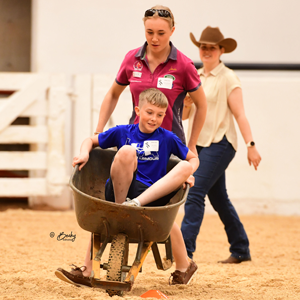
143, 5, 175, 29
139, 88, 168, 108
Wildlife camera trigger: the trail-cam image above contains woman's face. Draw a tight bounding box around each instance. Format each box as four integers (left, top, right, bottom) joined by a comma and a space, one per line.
144, 18, 175, 54
199, 43, 225, 65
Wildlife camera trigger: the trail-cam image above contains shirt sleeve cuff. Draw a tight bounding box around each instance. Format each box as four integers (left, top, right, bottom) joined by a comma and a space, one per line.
186, 82, 201, 93
115, 78, 129, 86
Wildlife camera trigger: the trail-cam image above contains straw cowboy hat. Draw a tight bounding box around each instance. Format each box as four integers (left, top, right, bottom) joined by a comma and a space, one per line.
190, 26, 237, 53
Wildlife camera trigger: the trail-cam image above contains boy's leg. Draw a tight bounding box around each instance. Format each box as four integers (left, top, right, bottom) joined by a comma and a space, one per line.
136, 161, 192, 206
110, 145, 137, 204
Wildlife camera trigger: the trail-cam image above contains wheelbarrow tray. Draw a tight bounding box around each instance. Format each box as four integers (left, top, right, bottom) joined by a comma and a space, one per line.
70, 147, 188, 243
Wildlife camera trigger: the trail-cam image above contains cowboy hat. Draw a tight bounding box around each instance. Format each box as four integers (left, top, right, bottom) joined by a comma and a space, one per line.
190, 26, 237, 53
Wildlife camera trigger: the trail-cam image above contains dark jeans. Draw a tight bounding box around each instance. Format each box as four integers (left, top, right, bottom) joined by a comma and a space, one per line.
181, 136, 250, 260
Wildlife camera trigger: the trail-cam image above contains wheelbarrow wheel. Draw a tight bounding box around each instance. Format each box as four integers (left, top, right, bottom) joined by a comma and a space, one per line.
106, 233, 129, 297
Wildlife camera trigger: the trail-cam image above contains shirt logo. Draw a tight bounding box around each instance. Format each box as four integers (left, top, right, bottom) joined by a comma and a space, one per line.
131, 142, 159, 160
164, 74, 175, 81
133, 60, 143, 71
169, 67, 177, 71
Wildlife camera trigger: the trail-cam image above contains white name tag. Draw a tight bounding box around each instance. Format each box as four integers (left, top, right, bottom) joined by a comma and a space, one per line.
133, 71, 142, 78
157, 77, 173, 89
143, 140, 159, 152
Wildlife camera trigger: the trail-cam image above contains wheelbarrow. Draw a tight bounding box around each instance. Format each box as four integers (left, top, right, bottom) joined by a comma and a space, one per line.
70, 147, 189, 296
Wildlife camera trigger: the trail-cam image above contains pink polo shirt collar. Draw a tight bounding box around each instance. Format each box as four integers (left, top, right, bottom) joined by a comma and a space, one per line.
135, 41, 178, 62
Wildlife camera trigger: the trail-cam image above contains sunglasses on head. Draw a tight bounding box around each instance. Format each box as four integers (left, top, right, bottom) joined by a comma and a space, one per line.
144, 9, 172, 19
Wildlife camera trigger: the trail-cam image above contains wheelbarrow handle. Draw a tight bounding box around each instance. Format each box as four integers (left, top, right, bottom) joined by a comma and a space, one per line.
183, 183, 190, 200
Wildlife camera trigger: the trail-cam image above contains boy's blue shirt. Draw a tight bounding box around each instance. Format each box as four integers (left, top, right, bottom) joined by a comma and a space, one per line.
98, 124, 189, 187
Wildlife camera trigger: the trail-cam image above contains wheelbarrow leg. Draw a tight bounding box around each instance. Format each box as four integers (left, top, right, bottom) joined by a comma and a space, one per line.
152, 235, 174, 270
91, 220, 110, 280
125, 241, 153, 283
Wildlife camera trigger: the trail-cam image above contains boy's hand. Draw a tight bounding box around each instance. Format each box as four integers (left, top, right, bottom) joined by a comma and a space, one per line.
184, 95, 193, 107
72, 153, 89, 170
183, 175, 195, 189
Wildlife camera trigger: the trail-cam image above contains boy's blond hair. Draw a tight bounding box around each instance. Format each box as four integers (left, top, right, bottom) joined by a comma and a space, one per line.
139, 88, 168, 108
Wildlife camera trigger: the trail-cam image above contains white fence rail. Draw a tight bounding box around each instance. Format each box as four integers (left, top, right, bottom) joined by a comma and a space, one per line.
0, 73, 69, 207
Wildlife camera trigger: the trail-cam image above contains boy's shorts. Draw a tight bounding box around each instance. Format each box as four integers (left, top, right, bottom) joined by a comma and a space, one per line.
105, 170, 178, 207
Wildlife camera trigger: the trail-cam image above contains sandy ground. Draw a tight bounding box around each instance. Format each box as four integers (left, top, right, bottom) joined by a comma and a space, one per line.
1, 206, 300, 300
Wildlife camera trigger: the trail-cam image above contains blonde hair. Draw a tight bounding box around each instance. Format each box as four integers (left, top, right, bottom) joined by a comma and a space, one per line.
139, 88, 168, 108
143, 5, 175, 29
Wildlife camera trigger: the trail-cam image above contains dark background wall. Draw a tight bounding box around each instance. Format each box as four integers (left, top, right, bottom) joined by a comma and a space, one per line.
0, 0, 31, 72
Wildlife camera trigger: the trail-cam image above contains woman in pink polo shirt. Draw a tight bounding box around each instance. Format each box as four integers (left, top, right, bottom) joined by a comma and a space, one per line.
95, 5, 207, 153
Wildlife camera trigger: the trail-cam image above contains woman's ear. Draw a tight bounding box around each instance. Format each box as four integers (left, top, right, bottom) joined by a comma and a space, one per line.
135, 106, 140, 117
170, 26, 175, 36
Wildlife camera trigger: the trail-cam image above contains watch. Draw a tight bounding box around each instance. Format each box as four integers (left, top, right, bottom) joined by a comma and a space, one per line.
246, 141, 255, 148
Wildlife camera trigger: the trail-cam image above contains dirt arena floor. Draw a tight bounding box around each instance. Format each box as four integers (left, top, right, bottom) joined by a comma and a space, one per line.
1, 205, 300, 300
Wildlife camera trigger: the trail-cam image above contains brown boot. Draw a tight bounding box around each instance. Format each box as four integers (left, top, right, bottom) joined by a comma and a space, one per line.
218, 255, 251, 264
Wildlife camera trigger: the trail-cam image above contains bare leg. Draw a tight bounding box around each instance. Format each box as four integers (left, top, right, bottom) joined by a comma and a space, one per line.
82, 238, 92, 277
170, 222, 190, 272
110, 145, 137, 204
137, 161, 192, 206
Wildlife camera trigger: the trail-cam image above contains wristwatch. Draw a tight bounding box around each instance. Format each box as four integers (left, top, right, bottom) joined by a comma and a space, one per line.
246, 141, 255, 148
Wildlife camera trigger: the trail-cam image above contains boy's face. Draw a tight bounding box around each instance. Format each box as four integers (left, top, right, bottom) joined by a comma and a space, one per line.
135, 101, 167, 134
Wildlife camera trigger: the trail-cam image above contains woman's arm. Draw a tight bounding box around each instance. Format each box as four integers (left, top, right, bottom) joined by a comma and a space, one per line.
187, 86, 207, 154
95, 81, 127, 133
182, 95, 193, 120
228, 87, 262, 170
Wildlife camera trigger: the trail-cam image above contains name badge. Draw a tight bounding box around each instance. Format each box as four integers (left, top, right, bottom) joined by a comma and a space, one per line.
133, 71, 142, 78
157, 77, 173, 89
143, 140, 159, 155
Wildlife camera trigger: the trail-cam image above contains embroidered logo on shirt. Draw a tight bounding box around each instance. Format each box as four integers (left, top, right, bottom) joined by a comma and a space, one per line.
164, 74, 175, 81
169, 67, 177, 71
133, 60, 143, 71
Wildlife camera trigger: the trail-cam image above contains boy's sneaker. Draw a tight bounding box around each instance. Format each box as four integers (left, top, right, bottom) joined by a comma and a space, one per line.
169, 260, 198, 285
122, 198, 141, 207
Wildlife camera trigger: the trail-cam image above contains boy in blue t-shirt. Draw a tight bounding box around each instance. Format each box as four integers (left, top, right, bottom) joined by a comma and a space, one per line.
56, 88, 199, 286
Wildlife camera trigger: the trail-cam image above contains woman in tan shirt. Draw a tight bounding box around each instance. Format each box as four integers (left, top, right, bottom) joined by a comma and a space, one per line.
181, 26, 261, 263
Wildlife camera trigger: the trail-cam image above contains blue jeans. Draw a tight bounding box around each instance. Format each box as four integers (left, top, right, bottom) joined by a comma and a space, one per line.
181, 136, 250, 260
